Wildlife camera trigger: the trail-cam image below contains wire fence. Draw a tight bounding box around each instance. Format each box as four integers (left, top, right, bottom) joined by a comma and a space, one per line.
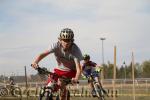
0, 79, 150, 99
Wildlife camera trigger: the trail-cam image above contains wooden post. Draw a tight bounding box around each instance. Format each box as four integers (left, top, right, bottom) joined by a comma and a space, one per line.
100, 68, 104, 85
145, 80, 148, 93
132, 52, 135, 100
24, 66, 28, 90
113, 46, 116, 100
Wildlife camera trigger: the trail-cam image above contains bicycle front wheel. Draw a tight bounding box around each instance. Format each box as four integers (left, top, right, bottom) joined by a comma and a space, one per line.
56, 89, 70, 100
93, 83, 105, 100
12, 87, 22, 97
45, 91, 53, 100
38, 88, 53, 100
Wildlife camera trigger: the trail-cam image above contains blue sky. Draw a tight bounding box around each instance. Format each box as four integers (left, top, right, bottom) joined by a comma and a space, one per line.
0, 0, 150, 76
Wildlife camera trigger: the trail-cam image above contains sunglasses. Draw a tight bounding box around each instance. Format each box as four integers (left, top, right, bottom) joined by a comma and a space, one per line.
62, 39, 72, 43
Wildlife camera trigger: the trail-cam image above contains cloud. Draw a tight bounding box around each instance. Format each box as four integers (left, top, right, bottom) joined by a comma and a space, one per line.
0, 0, 150, 75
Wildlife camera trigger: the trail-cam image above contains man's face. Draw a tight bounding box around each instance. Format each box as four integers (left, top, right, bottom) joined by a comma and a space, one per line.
60, 39, 72, 50
83, 59, 89, 63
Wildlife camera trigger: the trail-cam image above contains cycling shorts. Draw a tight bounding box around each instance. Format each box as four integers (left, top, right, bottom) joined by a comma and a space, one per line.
47, 68, 76, 84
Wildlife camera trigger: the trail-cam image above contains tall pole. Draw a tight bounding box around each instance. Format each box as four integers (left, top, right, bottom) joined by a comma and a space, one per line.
132, 52, 135, 100
100, 37, 106, 64
113, 46, 117, 100
100, 37, 106, 84
24, 66, 28, 90
123, 61, 126, 80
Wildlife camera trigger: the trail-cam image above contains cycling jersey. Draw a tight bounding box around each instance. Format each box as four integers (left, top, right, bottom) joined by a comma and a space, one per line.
82, 61, 97, 76
48, 42, 83, 71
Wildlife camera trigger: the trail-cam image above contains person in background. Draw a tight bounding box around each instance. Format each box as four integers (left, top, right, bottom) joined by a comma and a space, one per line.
9, 77, 15, 86
81, 54, 107, 96
8, 77, 15, 95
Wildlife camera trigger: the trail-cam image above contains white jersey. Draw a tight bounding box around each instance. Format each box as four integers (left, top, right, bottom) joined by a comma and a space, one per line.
48, 42, 83, 71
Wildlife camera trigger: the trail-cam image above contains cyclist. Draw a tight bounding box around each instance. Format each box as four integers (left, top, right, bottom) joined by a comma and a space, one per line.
9, 77, 15, 86
31, 28, 83, 100
81, 54, 106, 97
8, 77, 15, 95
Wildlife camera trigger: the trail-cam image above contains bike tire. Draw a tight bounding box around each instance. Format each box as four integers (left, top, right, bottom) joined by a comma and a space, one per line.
0, 87, 9, 96
45, 91, 53, 100
38, 88, 53, 100
93, 83, 105, 100
13, 87, 22, 97
39, 88, 44, 100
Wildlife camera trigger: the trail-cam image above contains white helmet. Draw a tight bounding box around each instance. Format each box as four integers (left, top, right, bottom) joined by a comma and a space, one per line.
59, 28, 74, 40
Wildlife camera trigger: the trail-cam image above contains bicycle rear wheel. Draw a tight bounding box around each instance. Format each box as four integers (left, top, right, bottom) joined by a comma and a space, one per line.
0, 87, 9, 96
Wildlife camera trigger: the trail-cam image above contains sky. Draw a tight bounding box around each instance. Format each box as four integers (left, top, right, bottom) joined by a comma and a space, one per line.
0, 0, 150, 76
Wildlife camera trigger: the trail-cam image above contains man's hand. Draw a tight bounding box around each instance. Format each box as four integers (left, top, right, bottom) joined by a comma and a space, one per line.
81, 74, 86, 79
71, 78, 78, 83
96, 66, 103, 72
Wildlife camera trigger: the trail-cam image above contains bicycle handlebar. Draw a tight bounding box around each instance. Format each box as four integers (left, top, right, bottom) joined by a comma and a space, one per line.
31, 64, 79, 84
31, 64, 73, 84
36, 67, 53, 75
31, 64, 52, 75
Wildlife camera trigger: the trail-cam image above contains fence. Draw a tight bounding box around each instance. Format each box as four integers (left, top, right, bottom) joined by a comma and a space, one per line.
1, 79, 150, 97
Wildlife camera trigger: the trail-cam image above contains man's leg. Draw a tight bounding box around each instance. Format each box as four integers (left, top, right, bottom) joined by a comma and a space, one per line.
57, 78, 68, 100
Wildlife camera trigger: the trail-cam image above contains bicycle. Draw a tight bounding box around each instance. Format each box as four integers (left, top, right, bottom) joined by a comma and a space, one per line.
84, 71, 108, 100
0, 84, 21, 97
35, 66, 74, 100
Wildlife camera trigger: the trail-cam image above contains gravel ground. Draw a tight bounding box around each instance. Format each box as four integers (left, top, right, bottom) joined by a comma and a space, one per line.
0, 97, 110, 100
0, 96, 150, 100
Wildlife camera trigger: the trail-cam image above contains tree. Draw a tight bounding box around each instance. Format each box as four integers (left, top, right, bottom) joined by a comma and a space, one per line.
142, 60, 150, 78
135, 63, 142, 78
118, 65, 125, 79
107, 63, 114, 79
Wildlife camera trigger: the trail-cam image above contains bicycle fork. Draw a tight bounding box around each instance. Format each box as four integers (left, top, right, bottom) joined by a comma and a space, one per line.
93, 82, 104, 98
39, 87, 53, 100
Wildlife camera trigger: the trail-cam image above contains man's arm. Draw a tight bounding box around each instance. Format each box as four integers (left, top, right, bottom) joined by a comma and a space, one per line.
95, 65, 103, 72
32, 50, 50, 69
73, 58, 81, 81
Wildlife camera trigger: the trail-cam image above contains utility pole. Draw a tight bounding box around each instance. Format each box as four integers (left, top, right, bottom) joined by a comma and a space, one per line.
123, 61, 127, 80
113, 46, 117, 100
100, 37, 106, 84
24, 66, 28, 90
100, 37, 106, 64
132, 52, 135, 100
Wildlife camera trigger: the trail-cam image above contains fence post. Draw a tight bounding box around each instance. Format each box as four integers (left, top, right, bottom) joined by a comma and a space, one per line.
145, 80, 148, 93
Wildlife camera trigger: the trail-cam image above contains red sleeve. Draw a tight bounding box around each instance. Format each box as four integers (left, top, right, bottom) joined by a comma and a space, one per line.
82, 63, 86, 70
90, 61, 97, 67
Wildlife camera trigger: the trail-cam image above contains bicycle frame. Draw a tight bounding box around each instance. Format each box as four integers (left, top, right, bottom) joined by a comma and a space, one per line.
87, 72, 105, 100
36, 67, 72, 100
